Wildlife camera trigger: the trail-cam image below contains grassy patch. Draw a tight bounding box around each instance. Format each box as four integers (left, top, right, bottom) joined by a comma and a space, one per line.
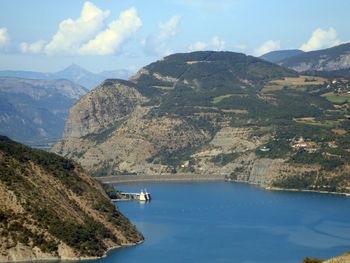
325, 94, 350, 105
212, 94, 246, 104
211, 152, 239, 166
294, 119, 336, 129
263, 76, 326, 93
152, 86, 174, 90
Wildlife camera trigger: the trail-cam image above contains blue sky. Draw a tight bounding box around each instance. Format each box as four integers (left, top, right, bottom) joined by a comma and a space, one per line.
0, 0, 349, 73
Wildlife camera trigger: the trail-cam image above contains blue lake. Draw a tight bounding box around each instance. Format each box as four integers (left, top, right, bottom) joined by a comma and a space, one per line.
90, 182, 350, 263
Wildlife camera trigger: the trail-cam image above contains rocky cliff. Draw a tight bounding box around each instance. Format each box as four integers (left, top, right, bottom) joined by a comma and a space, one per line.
279, 43, 350, 72
0, 136, 143, 262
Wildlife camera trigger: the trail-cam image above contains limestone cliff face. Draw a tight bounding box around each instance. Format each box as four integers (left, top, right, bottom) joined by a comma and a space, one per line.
63, 79, 146, 138
54, 103, 212, 175
0, 136, 143, 262
279, 42, 350, 72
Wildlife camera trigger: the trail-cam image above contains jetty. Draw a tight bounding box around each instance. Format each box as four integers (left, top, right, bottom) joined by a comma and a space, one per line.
111, 189, 151, 202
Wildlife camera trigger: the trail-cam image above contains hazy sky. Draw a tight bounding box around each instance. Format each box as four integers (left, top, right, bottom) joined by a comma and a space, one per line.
0, 0, 349, 73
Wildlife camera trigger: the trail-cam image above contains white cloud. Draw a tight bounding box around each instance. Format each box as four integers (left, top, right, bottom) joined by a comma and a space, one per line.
212, 36, 225, 51
45, 1, 110, 55
158, 16, 181, 41
254, 40, 281, 56
188, 41, 207, 52
19, 2, 142, 56
300, 28, 341, 52
142, 16, 181, 56
0, 27, 9, 48
80, 7, 142, 55
19, 40, 46, 54
188, 36, 226, 52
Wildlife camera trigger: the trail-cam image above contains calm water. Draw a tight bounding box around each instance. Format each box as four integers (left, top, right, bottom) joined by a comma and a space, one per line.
90, 182, 350, 263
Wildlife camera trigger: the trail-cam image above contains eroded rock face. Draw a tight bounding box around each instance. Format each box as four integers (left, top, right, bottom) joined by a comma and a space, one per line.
63, 79, 146, 138
289, 54, 350, 72
54, 104, 212, 175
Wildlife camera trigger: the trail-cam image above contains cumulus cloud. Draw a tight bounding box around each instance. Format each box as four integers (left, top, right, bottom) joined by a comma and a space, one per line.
20, 2, 141, 56
188, 36, 226, 52
45, 1, 110, 55
142, 16, 181, 56
254, 40, 280, 56
158, 16, 181, 41
212, 36, 226, 51
188, 41, 208, 52
300, 28, 341, 52
19, 40, 46, 54
0, 27, 9, 48
80, 7, 142, 55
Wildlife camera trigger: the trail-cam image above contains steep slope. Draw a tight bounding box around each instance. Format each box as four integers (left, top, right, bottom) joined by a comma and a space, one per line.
279, 43, 350, 72
260, 49, 304, 63
0, 136, 142, 262
53, 51, 350, 193
0, 77, 87, 146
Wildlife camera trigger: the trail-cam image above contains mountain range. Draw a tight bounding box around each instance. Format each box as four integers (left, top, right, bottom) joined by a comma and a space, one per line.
53, 50, 350, 194
0, 64, 134, 90
0, 77, 87, 146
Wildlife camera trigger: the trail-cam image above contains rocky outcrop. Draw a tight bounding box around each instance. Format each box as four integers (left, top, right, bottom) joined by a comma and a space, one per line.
279, 42, 350, 72
324, 252, 350, 263
63, 79, 146, 138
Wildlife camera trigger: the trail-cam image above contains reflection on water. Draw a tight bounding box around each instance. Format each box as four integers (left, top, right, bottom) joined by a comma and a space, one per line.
81, 182, 350, 263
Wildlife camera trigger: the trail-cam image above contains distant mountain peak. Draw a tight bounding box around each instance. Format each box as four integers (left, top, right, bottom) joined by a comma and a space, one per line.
56, 63, 92, 75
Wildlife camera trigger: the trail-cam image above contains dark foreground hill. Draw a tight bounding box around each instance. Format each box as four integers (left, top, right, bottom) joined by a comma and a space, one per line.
0, 136, 143, 262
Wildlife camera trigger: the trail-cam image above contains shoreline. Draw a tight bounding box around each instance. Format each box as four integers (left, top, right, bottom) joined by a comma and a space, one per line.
225, 179, 350, 197
96, 174, 226, 184
0, 240, 144, 263
97, 174, 350, 197
265, 186, 350, 197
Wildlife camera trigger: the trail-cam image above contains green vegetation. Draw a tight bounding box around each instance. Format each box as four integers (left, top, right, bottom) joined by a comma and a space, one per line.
273, 171, 349, 193
290, 149, 344, 170
294, 120, 335, 129
211, 152, 239, 165
101, 183, 121, 199
256, 139, 292, 159
325, 94, 350, 104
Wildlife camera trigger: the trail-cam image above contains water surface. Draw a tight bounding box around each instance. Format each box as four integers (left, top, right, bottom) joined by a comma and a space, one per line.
91, 182, 350, 263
